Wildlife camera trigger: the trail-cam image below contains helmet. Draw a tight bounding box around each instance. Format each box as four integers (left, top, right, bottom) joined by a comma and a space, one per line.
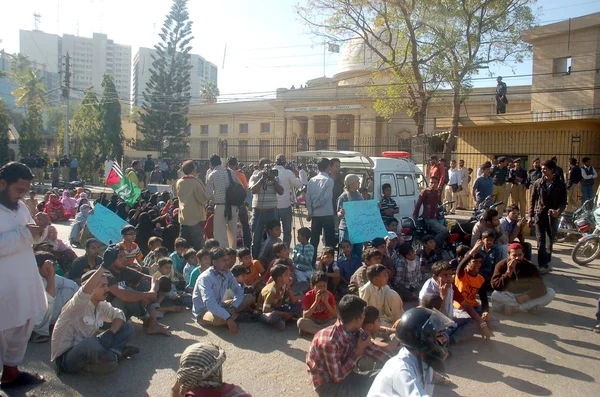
396, 308, 453, 362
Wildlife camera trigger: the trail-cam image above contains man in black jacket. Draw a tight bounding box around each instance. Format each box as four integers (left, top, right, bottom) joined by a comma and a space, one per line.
143, 154, 155, 187
529, 159, 567, 274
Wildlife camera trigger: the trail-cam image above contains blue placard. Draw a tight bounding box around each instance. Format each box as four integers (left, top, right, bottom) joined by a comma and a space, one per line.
343, 199, 388, 244
87, 203, 129, 246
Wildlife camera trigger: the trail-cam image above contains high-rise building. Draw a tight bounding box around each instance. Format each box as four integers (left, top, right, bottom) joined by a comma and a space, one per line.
19, 30, 131, 103
132, 47, 218, 106
0, 51, 19, 109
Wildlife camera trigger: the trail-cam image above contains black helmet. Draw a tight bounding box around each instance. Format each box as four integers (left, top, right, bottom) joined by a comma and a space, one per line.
396, 308, 453, 362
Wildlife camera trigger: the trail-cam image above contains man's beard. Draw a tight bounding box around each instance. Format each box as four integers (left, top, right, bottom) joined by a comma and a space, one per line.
0, 189, 19, 211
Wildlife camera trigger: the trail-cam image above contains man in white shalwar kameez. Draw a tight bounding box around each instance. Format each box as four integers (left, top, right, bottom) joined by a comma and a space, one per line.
0, 162, 48, 389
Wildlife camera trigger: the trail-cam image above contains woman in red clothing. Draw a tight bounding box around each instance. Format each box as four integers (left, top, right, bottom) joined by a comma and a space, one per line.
43, 194, 67, 222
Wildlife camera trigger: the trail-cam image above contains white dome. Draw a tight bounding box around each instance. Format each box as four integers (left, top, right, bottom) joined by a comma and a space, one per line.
333, 32, 396, 82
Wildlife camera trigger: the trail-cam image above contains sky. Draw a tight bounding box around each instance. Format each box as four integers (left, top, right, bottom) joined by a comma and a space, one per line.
1, 0, 600, 102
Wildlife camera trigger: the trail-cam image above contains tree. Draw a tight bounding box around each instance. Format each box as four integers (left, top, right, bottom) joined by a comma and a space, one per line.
0, 99, 9, 164
99, 73, 124, 162
201, 81, 220, 104
70, 87, 100, 181
137, 0, 193, 157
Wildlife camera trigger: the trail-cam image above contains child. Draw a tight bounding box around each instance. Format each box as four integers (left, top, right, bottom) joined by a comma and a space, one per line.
297, 271, 337, 336
359, 264, 404, 327
258, 219, 282, 267
337, 240, 362, 295
51, 162, 60, 188
143, 236, 164, 268
379, 183, 399, 224
372, 237, 394, 280
187, 249, 211, 291
148, 246, 169, 275
204, 238, 220, 250
349, 248, 382, 294
155, 275, 186, 314
170, 237, 189, 274
418, 235, 440, 274
25, 190, 38, 215
257, 264, 302, 331
420, 293, 443, 311
223, 265, 255, 301
237, 247, 264, 292
119, 225, 144, 269
292, 227, 315, 283
264, 243, 295, 285
393, 243, 423, 301
454, 241, 489, 319
316, 246, 340, 295
450, 244, 470, 271
359, 187, 370, 200
362, 306, 400, 354
385, 217, 399, 233
183, 248, 198, 284
226, 247, 237, 271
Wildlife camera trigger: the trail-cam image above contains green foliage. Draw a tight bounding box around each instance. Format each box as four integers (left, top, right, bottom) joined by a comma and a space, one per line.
99, 73, 124, 161
70, 87, 100, 180
0, 100, 9, 163
19, 100, 44, 156
137, 0, 193, 158
201, 81, 220, 104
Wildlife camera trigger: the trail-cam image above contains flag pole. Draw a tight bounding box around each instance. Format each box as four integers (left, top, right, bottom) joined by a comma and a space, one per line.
323, 41, 326, 77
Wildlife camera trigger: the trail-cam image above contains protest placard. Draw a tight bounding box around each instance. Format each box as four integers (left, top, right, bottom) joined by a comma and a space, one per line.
343, 199, 388, 244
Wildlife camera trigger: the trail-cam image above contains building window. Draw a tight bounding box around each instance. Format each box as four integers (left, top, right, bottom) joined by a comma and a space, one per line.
260, 123, 270, 133
200, 125, 209, 135
316, 140, 329, 150
259, 139, 270, 159
219, 124, 228, 134
337, 139, 350, 151
239, 140, 248, 161
239, 123, 248, 134
200, 141, 208, 159
553, 57, 572, 76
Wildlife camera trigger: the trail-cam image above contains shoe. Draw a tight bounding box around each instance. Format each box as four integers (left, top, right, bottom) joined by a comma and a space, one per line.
593, 323, 600, 333
274, 320, 286, 331
119, 346, 140, 361
539, 267, 552, 275
503, 305, 520, 315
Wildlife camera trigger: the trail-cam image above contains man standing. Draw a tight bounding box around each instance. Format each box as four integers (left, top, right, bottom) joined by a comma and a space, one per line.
0, 162, 48, 389
413, 176, 449, 252
299, 164, 309, 186
306, 158, 335, 263
508, 158, 527, 215
176, 160, 208, 250
445, 160, 461, 214
274, 154, 302, 247
472, 162, 494, 207
551, 156, 565, 183
491, 156, 510, 214
70, 157, 79, 182
248, 158, 283, 259
457, 159, 470, 210
157, 157, 168, 182
330, 158, 344, 219
34, 155, 46, 185
206, 154, 241, 248
428, 155, 445, 187
126, 160, 145, 190
60, 155, 70, 182
143, 154, 155, 187
581, 157, 597, 204
529, 159, 567, 274
527, 157, 542, 191
150, 165, 163, 185
495, 76, 508, 114
566, 158, 583, 212
165, 162, 179, 187
227, 157, 251, 249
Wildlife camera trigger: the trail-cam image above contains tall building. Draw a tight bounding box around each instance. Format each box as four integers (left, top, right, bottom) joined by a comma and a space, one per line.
19, 30, 131, 102
18, 30, 62, 105
132, 47, 218, 106
0, 51, 18, 109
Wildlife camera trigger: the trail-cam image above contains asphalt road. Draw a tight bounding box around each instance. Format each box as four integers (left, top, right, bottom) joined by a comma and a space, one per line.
3, 217, 600, 397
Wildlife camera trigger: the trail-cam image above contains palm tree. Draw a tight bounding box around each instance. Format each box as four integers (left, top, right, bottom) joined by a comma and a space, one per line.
201, 81, 219, 104
10, 54, 48, 115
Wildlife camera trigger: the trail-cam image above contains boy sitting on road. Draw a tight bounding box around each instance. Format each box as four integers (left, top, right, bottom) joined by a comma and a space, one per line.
371, 237, 395, 280
417, 235, 440, 275
392, 243, 423, 302
362, 306, 400, 355
182, 249, 198, 284
147, 246, 169, 276
292, 227, 315, 283
237, 247, 265, 294
258, 219, 283, 267
152, 258, 188, 312
297, 271, 337, 336
316, 246, 340, 295
338, 240, 362, 295
143, 237, 163, 267
187, 249, 211, 291
257, 264, 302, 331
359, 264, 404, 327
349, 248, 382, 294
455, 241, 491, 319
119, 225, 144, 270
170, 237, 189, 276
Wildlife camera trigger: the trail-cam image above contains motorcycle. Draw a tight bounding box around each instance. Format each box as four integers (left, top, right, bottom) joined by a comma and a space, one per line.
556, 199, 596, 243
571, 225, 600, 265
450, 196, 504, 247
401, 201, 455, 255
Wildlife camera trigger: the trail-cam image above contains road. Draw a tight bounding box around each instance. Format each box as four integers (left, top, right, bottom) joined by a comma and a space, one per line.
3, 216, 600, 397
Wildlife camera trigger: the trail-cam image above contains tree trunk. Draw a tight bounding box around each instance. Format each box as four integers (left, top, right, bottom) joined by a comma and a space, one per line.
443, 89, 461, 160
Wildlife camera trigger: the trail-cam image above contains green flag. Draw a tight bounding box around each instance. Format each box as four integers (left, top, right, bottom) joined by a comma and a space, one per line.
105, 161, 141, 206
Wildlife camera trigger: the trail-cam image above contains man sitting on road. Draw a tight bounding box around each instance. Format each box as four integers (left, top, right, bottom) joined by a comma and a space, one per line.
69, 238, 103, 285
491, 243, 555, 315
306, 294, 390, 397
51, 248, 139, 374
413, 176, 448, 253
470, 208, 505, 247
192, 247, 254, 335
498, 204, 532, 260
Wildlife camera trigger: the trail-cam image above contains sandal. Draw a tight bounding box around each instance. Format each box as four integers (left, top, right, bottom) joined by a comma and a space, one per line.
1, 372, 45, 389
432, 372, 455, 386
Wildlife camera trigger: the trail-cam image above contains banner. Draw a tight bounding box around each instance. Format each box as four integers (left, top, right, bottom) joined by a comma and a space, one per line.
87, 203, 129, 246
106, 161, 141, 206
343, 200, 388, 244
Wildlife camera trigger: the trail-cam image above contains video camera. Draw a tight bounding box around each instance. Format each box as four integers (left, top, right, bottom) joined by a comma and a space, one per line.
262, 163, 279, 178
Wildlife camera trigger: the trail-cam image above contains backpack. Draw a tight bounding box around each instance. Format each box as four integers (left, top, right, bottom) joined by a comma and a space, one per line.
226, 169, 246, 207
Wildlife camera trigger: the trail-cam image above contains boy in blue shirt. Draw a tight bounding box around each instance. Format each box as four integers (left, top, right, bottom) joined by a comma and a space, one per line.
337, 240, 362, 295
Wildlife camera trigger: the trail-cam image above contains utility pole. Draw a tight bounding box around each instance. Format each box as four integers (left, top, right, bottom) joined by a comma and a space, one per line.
62, 52, 71, 156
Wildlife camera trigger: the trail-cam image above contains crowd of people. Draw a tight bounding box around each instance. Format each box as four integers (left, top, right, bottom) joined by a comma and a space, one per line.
0, 150, 599, 396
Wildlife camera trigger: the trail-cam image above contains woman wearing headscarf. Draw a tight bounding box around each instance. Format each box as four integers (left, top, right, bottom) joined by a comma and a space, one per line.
44, 193, 67, 222
69, 203, 90, 246
136, 212, 160, 256
171, 343, 251, 397
41, 225, 78, 275
61, 190, 78, 219
336, 174, 364, 259
115, 201, 128, 220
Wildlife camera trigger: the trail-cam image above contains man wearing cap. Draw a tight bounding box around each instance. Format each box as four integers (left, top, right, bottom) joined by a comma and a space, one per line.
143, 154, 155, 187
491, 243, 555, 315
227, 157, 251, 248
51, 248, 139, 374
495, 76, 508, 114
274, 154, 302, 247
491, 156, 510, 214
508, 158, 527, 215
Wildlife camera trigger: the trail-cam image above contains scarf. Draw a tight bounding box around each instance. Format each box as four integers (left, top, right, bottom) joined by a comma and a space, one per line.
177, 343, 226, 393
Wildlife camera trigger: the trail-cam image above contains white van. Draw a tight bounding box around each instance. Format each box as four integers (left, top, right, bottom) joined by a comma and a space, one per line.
292, 150, 427, 221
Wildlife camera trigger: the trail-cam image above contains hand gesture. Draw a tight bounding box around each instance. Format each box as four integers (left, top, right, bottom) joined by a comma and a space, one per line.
440, 282, 451, 299
517, 217, 527, 228
26, 224, 44, 238
473, 239, 484, 252
506, 259, 517, 275
481, 324, 493, 341
320, 291, 329, 303
45, 261, 56, 279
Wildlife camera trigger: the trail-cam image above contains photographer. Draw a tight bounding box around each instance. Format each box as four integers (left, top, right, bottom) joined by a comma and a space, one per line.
274, 154, 303, 246
248, 158, 284, 259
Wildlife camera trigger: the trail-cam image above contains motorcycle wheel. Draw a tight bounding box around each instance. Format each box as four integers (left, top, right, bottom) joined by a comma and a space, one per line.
571, 237, 600, 265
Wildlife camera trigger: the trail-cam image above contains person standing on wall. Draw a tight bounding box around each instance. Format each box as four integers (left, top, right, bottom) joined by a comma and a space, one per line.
274, 154, 303, 247
496, 76, 508, 114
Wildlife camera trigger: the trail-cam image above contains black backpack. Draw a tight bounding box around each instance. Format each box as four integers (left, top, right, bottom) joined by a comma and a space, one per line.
226, 169, 246, 207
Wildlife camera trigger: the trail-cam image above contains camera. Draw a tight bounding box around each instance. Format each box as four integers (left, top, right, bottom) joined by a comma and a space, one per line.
263, 163, 279, 178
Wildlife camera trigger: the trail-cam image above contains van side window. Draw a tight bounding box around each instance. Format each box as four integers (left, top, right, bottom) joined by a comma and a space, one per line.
397, 175, 415, 196
380, 174, 397, 197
